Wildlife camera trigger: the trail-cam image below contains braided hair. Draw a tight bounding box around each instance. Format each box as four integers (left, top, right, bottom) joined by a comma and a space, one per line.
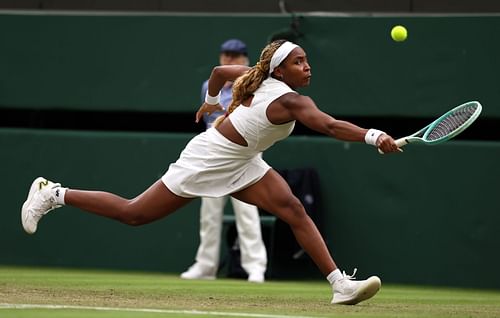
213, 40, 287, 128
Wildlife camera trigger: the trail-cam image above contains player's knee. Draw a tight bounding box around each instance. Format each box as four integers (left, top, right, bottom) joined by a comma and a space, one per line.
282, 196, 308, 224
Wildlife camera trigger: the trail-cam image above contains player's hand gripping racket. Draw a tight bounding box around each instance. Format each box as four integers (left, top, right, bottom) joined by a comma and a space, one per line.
379, 101, 482, 154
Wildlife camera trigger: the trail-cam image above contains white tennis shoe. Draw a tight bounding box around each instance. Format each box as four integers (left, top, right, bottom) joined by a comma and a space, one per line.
247, 272, 265, 283
180, 263, 216, 280
331, 269, 381, 305
21, 177, 62, 234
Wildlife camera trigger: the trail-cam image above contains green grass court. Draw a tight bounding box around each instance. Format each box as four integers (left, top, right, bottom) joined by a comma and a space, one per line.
1, 266, 499, 318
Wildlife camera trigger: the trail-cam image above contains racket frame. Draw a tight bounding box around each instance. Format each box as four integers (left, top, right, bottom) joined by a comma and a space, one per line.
395, 100, 482, 148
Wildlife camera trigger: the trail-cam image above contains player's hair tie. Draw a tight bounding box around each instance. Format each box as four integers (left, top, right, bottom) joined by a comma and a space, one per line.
269, 41, 299, 75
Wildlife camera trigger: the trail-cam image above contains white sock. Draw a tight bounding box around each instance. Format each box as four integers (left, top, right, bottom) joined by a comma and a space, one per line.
53, 187, 67, 205
327, 269, 343, 285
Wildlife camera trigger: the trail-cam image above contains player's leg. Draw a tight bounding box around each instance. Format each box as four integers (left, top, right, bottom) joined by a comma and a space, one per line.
232, 169, 381, 305
65, 179, 192, 225
22, 177, 192, 234
232, 169, 335, 276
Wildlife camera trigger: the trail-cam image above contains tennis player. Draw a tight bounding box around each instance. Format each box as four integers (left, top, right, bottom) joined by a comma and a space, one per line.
22, 40, 401, 305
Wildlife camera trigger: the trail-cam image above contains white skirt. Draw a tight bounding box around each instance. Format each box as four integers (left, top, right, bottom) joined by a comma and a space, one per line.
162, 128, 270, 198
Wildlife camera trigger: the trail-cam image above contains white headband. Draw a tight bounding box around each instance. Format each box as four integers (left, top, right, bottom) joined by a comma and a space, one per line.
268, 41, 299, 75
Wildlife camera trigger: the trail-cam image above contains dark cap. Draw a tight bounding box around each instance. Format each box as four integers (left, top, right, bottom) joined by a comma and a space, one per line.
220, 39, 248, 56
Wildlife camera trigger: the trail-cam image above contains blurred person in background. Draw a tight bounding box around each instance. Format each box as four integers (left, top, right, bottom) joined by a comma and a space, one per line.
181, 39, 267, 283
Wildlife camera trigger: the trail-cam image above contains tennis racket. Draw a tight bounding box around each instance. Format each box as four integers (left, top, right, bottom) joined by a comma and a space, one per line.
379, 101, 482, 154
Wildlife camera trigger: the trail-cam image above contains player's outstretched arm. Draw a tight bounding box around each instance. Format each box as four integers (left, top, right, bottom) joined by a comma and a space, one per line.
283, 94, 400, 153
282, 94, 365, 141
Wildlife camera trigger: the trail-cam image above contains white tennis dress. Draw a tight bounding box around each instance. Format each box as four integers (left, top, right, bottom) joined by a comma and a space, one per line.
162, 77, 297, 198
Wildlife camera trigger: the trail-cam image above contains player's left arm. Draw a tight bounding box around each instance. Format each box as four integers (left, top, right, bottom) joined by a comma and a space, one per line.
196, 65, 251, 123
206, 65, 251, 97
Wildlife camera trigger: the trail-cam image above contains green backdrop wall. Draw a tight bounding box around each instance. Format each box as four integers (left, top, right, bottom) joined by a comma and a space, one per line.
1, 12, 500, 118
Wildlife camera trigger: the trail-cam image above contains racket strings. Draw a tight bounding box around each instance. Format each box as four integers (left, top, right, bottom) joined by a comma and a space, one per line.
426, 104, 478, 141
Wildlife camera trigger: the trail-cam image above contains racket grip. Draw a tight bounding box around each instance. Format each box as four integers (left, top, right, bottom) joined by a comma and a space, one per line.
395, 138, 409, 148
378, 138, 408, 154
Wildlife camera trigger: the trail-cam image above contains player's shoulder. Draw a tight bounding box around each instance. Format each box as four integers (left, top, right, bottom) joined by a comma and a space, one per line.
278, 93, 313, 108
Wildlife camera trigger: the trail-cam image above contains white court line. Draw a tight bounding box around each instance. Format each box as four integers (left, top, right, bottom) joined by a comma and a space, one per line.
0, 303, 317, 318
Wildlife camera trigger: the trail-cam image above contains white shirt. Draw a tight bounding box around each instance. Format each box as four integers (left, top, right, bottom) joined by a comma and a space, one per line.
229, 77, 297, 153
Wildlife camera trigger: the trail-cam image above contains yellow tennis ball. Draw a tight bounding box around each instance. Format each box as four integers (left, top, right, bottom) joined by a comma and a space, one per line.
391, 25, 408, 42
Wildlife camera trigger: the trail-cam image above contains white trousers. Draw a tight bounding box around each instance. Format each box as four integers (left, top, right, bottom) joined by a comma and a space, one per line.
194, 196, 267, 275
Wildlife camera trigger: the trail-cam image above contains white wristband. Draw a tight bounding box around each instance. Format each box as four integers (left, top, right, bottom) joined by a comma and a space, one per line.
365, 129, 385, 146
205, 91, 220, 105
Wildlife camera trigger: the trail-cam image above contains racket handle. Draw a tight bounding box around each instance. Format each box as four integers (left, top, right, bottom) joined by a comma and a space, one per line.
395, 138, 409, 148
378, 137, 408, 154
